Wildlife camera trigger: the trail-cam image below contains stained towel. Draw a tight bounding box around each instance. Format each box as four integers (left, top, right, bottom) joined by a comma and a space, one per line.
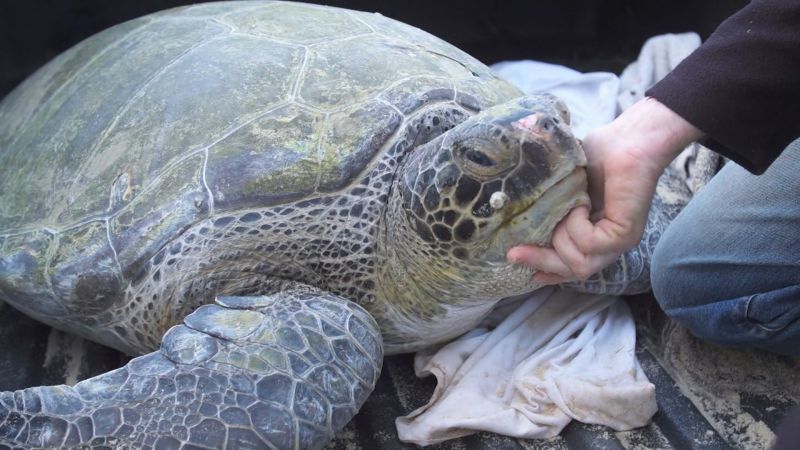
396, 288, 656, 445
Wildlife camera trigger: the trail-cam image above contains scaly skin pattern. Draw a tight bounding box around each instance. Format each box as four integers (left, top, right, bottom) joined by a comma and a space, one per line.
0, 291, 382, 449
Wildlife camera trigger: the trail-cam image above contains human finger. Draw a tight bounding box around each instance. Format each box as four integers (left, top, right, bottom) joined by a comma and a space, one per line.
563, 204, 642, 256
506, 245, 574, 279
553, 221, 623, 280
550, 217, 595, 279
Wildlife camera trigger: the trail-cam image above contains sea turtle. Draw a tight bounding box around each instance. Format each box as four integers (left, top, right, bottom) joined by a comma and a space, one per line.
0, 1, 651, 449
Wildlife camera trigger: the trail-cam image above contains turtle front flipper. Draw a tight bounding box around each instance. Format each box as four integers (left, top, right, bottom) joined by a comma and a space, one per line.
0, 291, 383, 449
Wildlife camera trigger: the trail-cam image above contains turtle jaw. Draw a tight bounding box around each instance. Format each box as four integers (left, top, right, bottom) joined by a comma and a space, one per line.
482, 167, 590, 263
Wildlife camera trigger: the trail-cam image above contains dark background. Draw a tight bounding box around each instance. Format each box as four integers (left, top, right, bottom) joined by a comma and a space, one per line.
1, 0, 748, 98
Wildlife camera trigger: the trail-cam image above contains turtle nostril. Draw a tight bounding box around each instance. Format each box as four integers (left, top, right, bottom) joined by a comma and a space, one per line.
464, 148, 495, 167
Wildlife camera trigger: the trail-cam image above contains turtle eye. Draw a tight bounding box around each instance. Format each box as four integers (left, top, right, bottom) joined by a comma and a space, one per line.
455, 138, 514, 178
463, 147, 495, 167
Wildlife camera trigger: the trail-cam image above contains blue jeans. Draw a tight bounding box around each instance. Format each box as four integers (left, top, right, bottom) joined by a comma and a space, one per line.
651, 139, 800, 356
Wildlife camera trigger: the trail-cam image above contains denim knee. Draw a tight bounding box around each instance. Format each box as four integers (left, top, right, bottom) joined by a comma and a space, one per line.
650, 245, 716, 343
651, 231, 757, 348
648, 141, 800, 355
652, 239, 800, 355
650, 225, 693, 315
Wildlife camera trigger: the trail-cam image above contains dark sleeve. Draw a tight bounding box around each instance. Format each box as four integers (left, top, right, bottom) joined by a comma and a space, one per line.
646, 0, 800, 174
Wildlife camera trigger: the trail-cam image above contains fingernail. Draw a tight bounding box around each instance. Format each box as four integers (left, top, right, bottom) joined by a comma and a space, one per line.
506, 249, 520, 264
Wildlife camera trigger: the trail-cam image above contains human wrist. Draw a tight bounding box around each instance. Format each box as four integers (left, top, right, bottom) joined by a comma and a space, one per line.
607, 97, 704, 170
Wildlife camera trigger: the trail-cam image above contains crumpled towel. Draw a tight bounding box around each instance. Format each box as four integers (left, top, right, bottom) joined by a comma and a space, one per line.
396, 33, 710, 446
396, 289, 656, 445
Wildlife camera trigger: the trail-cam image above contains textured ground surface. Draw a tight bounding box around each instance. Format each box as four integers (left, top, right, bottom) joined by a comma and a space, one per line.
0, 294, 796, 449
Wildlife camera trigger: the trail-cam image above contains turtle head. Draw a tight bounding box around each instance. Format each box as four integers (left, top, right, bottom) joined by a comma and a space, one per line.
378, 93, 590, 346
393, 93, 590, 268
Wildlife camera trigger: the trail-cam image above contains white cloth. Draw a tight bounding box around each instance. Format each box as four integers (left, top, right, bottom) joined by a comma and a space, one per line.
395, 33, 706, 446
396, 289, 656, 445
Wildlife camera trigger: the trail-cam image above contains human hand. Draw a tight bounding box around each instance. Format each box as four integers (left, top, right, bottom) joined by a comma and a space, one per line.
507, 98, 703, 283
